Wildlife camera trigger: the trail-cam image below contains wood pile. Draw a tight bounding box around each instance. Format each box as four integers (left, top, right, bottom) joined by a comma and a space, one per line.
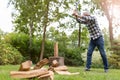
10, 43, 79, 80
10, 58, 79, 80
34, 58, 49, 69
49, 60, 79, 76
10, 58, 54, 80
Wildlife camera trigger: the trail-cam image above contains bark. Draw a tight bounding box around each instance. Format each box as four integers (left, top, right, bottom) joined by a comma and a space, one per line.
78, 24, 81, 47
29, 21, 33, 60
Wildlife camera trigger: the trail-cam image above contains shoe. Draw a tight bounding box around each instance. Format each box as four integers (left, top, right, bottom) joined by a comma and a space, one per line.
85, 68, 90, 71
104, 69, 108, 73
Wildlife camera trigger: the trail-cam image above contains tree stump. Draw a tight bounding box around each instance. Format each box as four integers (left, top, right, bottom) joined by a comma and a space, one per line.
49, 42, 64, 66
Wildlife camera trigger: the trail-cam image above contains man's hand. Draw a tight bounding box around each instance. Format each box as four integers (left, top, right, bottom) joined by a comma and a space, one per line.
72, 9, 79, 17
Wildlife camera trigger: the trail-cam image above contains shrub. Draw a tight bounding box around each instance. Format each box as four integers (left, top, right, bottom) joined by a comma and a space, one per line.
109, 40, 120, 69
4, 32, 31, 60
61, 48, 84, 66
0, 42, 23, 65
108, 54, 120, 69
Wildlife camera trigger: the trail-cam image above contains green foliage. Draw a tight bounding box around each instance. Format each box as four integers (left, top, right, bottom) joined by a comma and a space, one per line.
0, 43, 23, 65
10, 0, 44, 34
9, 0, 74, 35
109, 54, 120, 69
109, 40, 120, 69
3, 33, 53, 63
4, 32, 30, 59
61, 48, 84, 66
102, 28, 111, 50
43, 40, 54, 58
0, 29, 3, 38
28, 37, 42, 63
92, 58, 103, 68
28, 38, 54, 63
9, 0, 78, 60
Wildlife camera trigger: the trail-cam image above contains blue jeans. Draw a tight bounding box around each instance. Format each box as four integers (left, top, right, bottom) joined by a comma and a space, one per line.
86, 36, 108, 69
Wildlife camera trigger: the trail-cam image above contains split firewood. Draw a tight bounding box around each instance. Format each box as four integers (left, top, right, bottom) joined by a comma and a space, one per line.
51, 60, 59, 67
49, 57, 65, 66
54, 66, 68, 71
19, 60, 32, 71
55, 71, 79, 75
10, 68, 49, 79
38, 73, 50, 78
34, 58, 49, 69
49, 71, 54, 80
48, 65, 68, 72
48, 66, 54, 72
38, 71, 54, 80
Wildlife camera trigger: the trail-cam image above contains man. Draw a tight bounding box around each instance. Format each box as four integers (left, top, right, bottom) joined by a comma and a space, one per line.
72, 10, 109, 72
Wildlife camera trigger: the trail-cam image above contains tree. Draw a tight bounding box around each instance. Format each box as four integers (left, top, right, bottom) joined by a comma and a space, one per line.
9, 0, 44, 60
39, 0, 76, 60
9, 0, 76, 60
91, 0, 120, 46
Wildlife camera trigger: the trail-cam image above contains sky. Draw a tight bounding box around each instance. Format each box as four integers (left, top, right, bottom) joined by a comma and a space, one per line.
0, 0, 13, 32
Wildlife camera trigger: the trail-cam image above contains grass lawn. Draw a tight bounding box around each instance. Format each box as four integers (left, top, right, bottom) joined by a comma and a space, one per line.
0, 65, 120, 80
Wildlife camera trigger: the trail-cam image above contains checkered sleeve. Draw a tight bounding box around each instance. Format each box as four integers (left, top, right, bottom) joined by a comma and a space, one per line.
82, 16, 95, 21
76, 18, 87, 24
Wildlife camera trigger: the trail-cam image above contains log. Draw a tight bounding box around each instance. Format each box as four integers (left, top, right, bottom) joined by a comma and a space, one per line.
34, 58, 49, 69
49, 57, 64, 66
19, 60, 32, 71
51, 60, 59, 67
54, 66, 68, 71
38, 73, 50, 78
49, 71, 54, 80
38, 71, 54, 80
10, 68, 49, 78
55, 71, 79, 75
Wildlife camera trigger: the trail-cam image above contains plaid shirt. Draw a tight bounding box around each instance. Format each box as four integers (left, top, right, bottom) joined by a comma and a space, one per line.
76, 16, 102, 40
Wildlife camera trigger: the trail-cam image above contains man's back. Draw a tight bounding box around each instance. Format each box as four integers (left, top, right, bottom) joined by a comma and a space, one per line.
77, 15, 102, 40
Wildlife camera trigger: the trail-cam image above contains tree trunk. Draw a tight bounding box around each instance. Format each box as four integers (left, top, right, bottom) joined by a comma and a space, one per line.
78, 24, 81, 47
40, 26, 47, 61
40, 1, 50, 61
109, 18, 113, 45
100, 1, 114, 46
29, 21, 33, 60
